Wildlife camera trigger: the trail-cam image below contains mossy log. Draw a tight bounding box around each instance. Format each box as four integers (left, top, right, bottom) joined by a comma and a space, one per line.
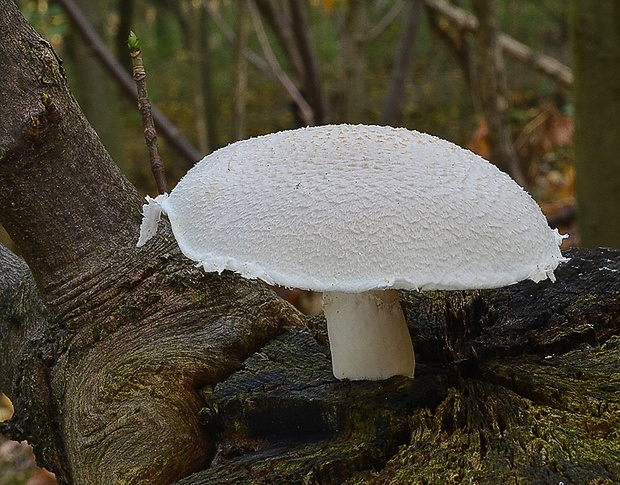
176, 247, 620, 484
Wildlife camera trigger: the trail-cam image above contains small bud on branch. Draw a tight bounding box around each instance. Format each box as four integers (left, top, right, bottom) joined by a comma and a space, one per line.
128, 31, 167, 195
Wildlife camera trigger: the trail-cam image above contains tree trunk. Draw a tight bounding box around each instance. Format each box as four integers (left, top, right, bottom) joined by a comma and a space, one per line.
425, 0, 573, 90
66, 0, 124, 167
199, 4, 219, 152
288, 0, 329, 125
571, 1, 620, 247
248, 0, 315, 126
379, 0, 425, 126
232, 2, 249, 141
253, 0, 328, 126
471, 0, 525, 186
0, 3, 301, 483
181, 0, 210, 154
339, 0, 369, 123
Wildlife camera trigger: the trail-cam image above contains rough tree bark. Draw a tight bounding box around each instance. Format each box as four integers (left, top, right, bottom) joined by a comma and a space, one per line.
0, 2, 301, 483
1, 3, 619, 485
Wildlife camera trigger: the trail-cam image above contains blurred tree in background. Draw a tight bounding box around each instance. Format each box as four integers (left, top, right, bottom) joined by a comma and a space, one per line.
12, 0, 572, 185
571, 0, 620, 248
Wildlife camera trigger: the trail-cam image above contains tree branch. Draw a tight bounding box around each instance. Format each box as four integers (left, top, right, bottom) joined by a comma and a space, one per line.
379, 0, 425, 126
472, 0, 525, 185
128, 32, 168, 194
425, 0, 573, 89
288, 0, 328, 124
366, 0, 406, 40
247, 0, 314, 126
0, 4, 302, 483
203, 0, 272, 75
253, 0, 305, 79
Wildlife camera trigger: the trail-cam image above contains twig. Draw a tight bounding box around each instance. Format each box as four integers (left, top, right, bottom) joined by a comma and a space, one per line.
247, 0, 315, 126
203, 0, 271, 75
56, 0, 202, 164
128, 32, 167, 194
289, 0, 327, 124
366, 0, 405, 41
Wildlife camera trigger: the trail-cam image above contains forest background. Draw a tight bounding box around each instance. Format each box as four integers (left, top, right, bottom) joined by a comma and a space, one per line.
0, 0, 576, 250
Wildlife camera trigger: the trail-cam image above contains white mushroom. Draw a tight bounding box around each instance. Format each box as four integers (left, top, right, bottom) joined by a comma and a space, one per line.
137, 124, 568, 381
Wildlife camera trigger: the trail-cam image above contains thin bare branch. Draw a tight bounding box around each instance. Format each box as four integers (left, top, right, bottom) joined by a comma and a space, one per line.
425, 0, 573, 89
254, 0, 305, 79
56, 0, 202, 165
203, 0, 271, 75
247, 0, 314, 126
288, 0, 328, 124
366, 0, 405, 40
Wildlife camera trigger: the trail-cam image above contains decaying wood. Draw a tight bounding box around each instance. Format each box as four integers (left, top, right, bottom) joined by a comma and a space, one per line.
174, 247, 620, 484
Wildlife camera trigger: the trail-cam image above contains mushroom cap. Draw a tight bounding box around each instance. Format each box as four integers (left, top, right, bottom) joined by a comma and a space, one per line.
142, 124, 567, 292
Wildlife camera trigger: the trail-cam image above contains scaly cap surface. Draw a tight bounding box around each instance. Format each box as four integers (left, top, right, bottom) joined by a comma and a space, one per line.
138, 124, 567, 292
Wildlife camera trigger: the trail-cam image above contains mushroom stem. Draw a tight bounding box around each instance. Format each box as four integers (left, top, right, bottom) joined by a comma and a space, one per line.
323, 290, 415, 380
